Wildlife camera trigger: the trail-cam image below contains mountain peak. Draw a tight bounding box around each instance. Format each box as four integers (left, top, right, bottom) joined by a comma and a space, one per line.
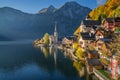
63, 1, 81, 7
0, 7, 26, 14
38, 5, 56, 14
0, 7, 18, 11
48, 5, 55, 10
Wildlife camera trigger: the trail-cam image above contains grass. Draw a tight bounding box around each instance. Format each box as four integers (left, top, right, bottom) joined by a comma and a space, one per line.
99, 70, 120, 80
98, 69, 110, 78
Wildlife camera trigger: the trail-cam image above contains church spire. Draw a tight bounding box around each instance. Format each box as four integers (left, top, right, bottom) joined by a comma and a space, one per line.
55, 22, 57, 32
54, 21, 58, 44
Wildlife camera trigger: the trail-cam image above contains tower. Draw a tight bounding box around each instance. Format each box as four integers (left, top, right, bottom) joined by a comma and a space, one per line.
54, 22, 58, 44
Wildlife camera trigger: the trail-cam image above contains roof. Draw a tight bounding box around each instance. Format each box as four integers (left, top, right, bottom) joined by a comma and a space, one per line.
88, 50, 98, 54
87, 58, 102, 66
104, 17, 120, 23
114, 17, 120, 22
81, 32, 95, 40
95, 30, 104, 35
100, 38, 112, 42
105, 18, 114, 23
81, 20, 101, 26
65, 36, 75, 40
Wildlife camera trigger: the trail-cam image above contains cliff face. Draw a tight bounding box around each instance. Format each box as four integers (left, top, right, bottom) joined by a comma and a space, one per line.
89, 0, 120, 20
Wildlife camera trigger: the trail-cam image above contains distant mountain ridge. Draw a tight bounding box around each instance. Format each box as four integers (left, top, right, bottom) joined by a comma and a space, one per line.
0, 1, 91, 40
38, 5, 56, 14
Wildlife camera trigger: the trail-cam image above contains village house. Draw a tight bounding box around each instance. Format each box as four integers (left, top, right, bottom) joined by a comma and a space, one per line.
79, 32, 95, 49
76, 16, 120, 79
94, 38, 112, 51
102, 17, 120, 31
87, 50, 99, 59
62, 36, 74, 48
80, 15, 101, 33
78, 15, 101, 49
94, 29, 104, 40
86, 58, 103, 74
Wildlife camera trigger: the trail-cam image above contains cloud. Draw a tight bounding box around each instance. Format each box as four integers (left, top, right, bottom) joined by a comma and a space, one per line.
96, 0, 106, 5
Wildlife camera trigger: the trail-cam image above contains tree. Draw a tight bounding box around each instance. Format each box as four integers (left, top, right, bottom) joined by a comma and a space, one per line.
108, 33, 120, 57
43, 33, 49, 45
75, 47, 83, 59
98, 14, 106, 22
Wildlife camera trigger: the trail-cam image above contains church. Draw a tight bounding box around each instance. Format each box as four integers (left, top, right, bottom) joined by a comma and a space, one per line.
49, 23, 58, 45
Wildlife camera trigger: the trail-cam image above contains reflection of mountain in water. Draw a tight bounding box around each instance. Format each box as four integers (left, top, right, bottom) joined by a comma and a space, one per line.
0, 43, 83, 79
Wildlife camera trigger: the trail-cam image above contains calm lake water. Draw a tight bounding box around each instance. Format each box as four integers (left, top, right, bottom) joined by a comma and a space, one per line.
0, 41, 86, 80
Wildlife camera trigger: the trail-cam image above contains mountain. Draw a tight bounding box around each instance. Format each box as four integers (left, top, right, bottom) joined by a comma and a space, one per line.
0, 1, 91, 40
89, 0, 120, 20
38, 5, 56, 14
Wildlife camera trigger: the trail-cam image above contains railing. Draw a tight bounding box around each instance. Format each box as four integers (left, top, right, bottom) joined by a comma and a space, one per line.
93, 68, 109, 80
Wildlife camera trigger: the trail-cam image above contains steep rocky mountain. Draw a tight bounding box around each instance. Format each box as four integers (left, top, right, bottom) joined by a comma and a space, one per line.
89, 0, 120, 20
38, 5, 56, 14
0, 1, 91, 40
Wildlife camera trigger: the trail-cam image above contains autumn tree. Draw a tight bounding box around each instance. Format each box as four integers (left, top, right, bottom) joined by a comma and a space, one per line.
43, 33, 49, 45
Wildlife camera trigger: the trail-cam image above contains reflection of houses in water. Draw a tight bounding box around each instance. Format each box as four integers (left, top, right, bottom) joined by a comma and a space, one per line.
64, 50, 67, 58
40, 45, 58, 67
53, 46, 58, 67
40, 46, 44, 52
49, 46, 53, 55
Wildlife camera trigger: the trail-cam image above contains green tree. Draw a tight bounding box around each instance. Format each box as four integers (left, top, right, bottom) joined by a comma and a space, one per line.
98, 14, 106, 22
43, 33, 49, 45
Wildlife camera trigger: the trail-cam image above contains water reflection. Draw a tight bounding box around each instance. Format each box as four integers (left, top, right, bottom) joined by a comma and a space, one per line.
73, 62, 85, 78
35, 44, 83, 80
0, 42, 85, 80
40, 45, 58, 67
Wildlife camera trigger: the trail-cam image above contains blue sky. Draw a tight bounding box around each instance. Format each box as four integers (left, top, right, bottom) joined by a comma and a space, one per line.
0, 0, 106, 13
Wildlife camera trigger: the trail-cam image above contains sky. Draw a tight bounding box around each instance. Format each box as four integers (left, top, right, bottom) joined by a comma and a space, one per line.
0, 0, 106, 14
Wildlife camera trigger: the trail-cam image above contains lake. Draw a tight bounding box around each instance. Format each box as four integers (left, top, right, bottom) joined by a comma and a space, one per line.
0, 41, 86, 80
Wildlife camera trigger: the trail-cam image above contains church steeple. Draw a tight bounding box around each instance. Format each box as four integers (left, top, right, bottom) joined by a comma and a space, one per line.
54, 22, 58, 44
55, 22, 57, 32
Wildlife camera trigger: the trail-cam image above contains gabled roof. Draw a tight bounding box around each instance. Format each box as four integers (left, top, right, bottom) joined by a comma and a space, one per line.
95, 30, 104, 36
95, 38, 112, 43
81, 20, 101, 26
104, 17, 120, 23
88, 50, 98, 54
81, 32, 95, 40
105, 18, 114, 23
100, 38, 112, 42
114, 17, 120, 22
65, 36, 74, 40
87, 58, 102, 66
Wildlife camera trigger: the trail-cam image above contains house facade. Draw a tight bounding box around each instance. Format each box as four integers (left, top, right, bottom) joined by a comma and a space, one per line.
102, 17, 120, 31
